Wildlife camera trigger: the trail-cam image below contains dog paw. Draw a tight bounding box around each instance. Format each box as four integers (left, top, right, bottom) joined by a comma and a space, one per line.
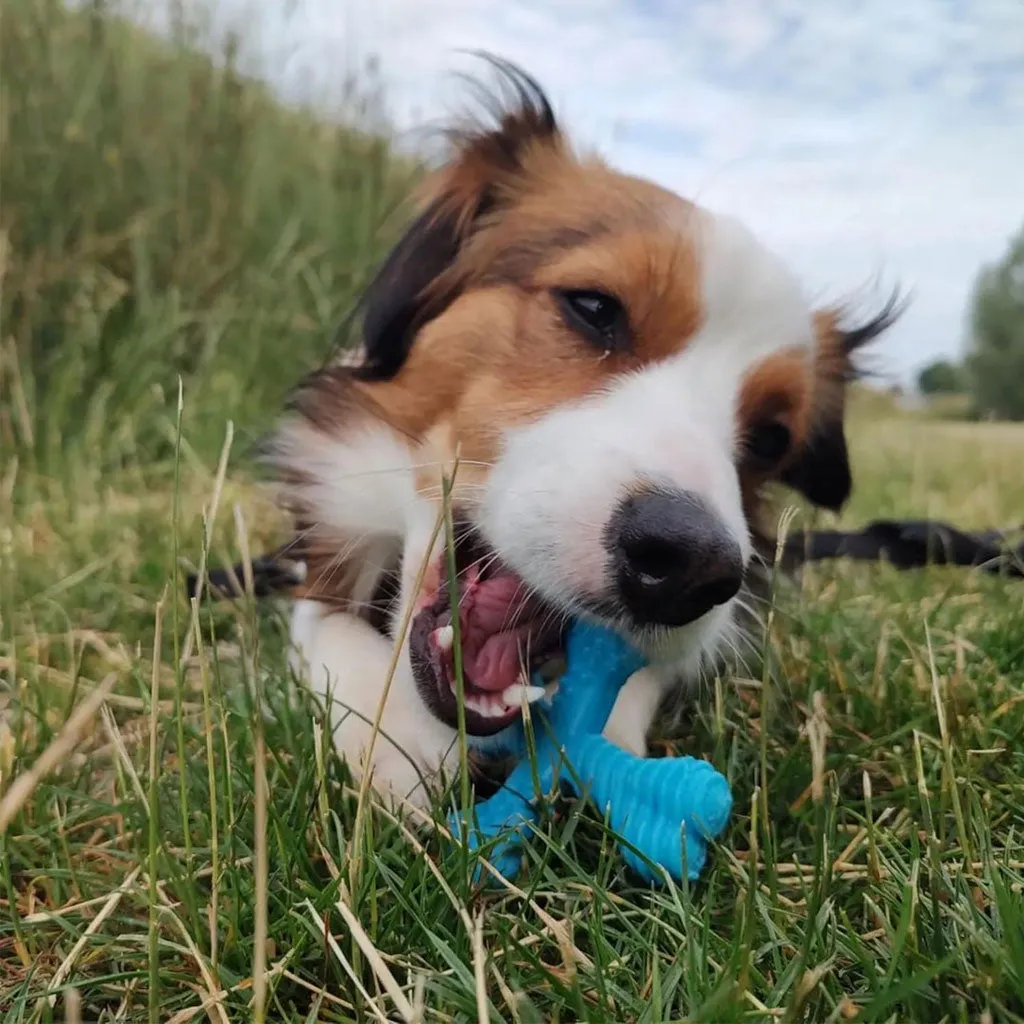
364, 748, 437, 813
331, 714, 442, 812
602, 666, 666, 757
601, 715, 649, 757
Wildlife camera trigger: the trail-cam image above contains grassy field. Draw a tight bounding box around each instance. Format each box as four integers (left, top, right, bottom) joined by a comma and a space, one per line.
3, 3, 1024, 1021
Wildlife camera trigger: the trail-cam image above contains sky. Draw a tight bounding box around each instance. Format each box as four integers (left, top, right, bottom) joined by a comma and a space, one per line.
180, 0, 1024, 385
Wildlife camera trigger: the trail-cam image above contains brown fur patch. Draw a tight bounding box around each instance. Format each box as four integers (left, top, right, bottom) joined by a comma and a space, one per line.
272, 60, 901, 631
290, 171, 706, 478
737, 348, 814, 444
287, 524, 399, 627
735, 341, 835, 535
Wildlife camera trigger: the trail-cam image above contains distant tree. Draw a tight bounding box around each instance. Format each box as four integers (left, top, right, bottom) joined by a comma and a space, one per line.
966, 227, 1024, 420
917, 359, 965, 396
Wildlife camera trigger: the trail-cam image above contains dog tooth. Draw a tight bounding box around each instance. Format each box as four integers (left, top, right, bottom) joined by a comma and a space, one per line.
501, 683, 547, 706
433, 624, 454, 651
500, 683, 525, 705
470, 696, 503, 718
499, 684, 518, 705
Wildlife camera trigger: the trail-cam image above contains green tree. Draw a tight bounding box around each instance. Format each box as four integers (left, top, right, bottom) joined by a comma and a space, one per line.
917, 359, 965, 396
966, 227, 1024, 420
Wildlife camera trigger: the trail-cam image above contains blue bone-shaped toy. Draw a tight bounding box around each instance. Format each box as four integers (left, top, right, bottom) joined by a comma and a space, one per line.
448, 620, 733, 884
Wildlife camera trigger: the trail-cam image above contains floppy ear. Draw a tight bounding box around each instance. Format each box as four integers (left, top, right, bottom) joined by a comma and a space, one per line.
353, 56, 560, 381
781, 294, 905, 512
780, 417, 854, 513
353, 198, 469, 381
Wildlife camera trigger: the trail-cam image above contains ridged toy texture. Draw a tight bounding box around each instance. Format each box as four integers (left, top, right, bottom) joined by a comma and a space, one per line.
448, 620, 733, 884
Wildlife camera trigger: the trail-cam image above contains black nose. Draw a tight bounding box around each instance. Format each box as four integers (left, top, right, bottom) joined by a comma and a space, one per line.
607, 489, 744, 627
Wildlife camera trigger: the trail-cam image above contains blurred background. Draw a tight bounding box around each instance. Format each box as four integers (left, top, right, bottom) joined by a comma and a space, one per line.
2, 0, 1023, 474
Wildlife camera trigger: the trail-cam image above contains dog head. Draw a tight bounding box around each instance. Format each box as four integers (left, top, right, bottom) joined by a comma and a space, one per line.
271, 58, 901, 736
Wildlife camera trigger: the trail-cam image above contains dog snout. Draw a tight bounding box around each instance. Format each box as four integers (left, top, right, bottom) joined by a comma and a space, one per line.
607, 488, 743, 627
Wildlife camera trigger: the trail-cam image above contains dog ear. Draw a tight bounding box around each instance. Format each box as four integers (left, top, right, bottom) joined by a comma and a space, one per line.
780, 417, 854, 513
353, 197, 471, 381
354, 56, 561, 381
780, 293, 905, 512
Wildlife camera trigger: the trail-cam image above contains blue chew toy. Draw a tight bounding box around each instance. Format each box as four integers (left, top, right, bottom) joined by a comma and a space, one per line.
448, 620, 733, 884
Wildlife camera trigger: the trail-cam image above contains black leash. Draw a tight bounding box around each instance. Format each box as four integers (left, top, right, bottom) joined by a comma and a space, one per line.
780, 519, 1024, 578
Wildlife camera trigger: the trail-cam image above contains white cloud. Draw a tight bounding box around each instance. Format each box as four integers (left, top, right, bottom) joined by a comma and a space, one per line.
200, 0, 1024, 382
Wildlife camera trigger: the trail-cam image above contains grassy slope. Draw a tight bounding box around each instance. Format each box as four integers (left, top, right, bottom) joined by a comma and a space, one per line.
2, 3, 1024, 1021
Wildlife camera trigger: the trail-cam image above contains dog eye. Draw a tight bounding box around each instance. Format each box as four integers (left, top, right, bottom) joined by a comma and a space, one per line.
555, 289, 627, 351
746, 421, 792, 466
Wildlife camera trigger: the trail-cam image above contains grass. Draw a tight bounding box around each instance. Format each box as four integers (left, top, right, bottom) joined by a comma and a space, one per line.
2, 2, 1024, 1021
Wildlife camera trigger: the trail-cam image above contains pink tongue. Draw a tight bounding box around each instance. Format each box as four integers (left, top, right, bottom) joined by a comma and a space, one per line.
469, 574, 524, 631
463, 632, 527, 692
460, 575, 534, 693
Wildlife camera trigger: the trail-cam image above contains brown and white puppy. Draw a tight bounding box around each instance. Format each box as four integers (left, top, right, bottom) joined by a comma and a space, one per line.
267, 59, 900, 809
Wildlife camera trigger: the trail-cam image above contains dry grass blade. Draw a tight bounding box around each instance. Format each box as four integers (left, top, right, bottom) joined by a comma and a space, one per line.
806, 690, 830, 804
349, 500, 446, 886
302, 900, 390, 1023
0, 657, 202, 713
0, 673, 117, 834
157, 895, 230, 1024
473, 911, 489, 1024
164, 951, 295, 1024
147, 591, 166, 1023
252, 722, 268, 1022
334, 889, 416, 1022
179, 420, 235, 666
44, 865, 142, 1004
99, 704, 150, 810
234, 501, 269, 1022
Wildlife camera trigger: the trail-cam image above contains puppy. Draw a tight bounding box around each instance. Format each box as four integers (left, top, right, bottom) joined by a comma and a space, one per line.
265, 58, 900, 809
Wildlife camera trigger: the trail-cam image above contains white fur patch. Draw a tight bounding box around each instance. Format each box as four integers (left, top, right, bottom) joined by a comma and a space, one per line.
274, 417, 422, 539
291, 600, 458, 810
278, 422, 462, 804
478, 206, 814, 676
603, 666, 671, 756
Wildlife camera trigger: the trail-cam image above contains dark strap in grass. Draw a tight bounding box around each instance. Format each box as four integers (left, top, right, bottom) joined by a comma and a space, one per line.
780, 519, 1024, 578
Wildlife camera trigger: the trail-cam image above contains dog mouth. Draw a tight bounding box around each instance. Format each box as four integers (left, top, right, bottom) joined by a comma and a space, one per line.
408, 523, 567, 736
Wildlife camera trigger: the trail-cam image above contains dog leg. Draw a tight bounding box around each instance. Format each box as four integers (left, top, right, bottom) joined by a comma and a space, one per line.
290, 600, 457, 811
602, 666, 669, 757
